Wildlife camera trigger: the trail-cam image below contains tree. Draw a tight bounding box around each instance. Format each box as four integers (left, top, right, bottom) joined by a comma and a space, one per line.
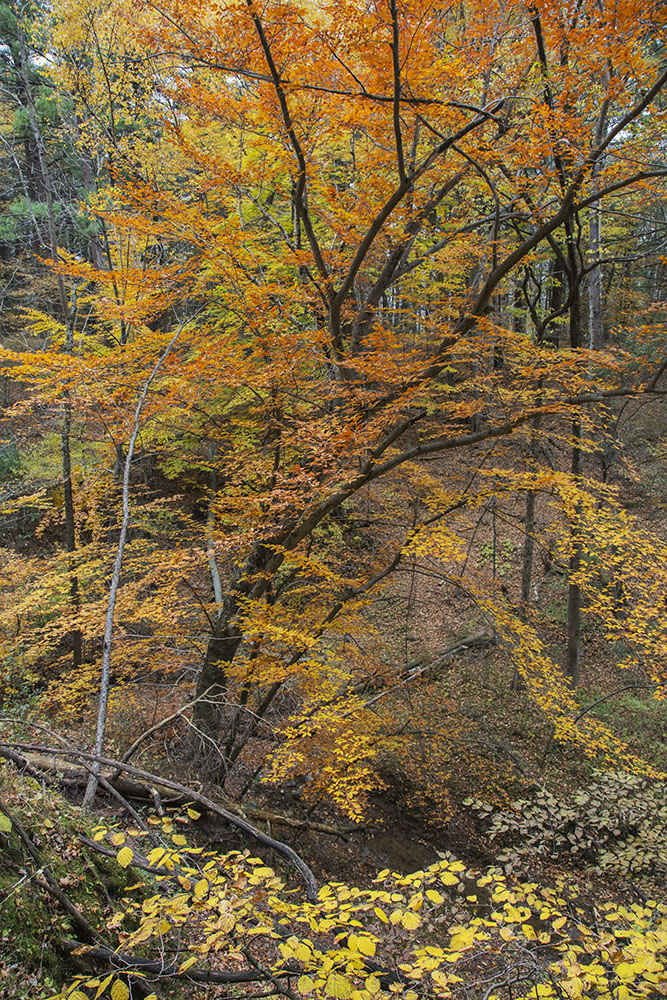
1, 0, 666, 810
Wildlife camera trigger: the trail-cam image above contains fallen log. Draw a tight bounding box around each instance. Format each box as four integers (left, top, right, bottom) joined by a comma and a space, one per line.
0, 739, 318, 901
3, 747, 355, 838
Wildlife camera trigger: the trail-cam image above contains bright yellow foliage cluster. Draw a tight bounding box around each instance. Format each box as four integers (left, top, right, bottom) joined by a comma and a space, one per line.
53, 817, 667, 1000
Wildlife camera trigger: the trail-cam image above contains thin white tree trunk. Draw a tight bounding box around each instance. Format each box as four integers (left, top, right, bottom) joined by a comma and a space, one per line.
82, 323, 187, 809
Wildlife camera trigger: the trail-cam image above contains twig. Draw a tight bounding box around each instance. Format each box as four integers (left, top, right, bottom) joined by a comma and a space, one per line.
242, 947, 302, 1000
572, 684, 652, 724
118, 688, 214, 767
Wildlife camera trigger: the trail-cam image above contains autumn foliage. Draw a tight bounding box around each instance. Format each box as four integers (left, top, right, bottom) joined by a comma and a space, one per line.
0, 0, 667, 995
0, 0, 666, 904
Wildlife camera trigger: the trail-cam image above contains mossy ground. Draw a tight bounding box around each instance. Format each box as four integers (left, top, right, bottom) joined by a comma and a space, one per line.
0, 770, 142, 999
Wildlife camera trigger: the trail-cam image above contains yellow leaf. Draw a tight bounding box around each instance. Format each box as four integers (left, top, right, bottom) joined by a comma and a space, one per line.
298, 976, 316, 994
402, 910, 421, 931
187, 808, 201, 820
116, 847, 133, 869
110, 832, 126, 846
365, 976, 381, 995
295, 943, 311, 963
178, 956, 197, 973
94, 974, 114, 998
326, 973, 352, 999
374, 908, 388, 923
449, 927, 476, 951
426, 890, 444, 905
615, 963, 635, 982
110, 982, 130, 1000
357, 937, 376, 958
172, 834, 187, 847
193, 878, 209, 901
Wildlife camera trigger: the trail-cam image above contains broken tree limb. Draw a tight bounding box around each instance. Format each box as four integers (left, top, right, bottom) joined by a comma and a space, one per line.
246, 808, 358, 839
4, 747, 353, 839
399, 631, 495, 682
363, 631, 495, 711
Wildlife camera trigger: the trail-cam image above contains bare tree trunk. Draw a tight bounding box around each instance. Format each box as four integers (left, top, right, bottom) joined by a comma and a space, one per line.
588, 84, 609, 351
61, 379, 82, 668
513, 410, 541, 691
206, 444, 224, 606
82, 325, 185, 808
588, 186, 604, 350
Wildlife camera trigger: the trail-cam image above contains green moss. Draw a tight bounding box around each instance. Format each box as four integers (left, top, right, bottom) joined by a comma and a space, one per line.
0, 768, 148, 997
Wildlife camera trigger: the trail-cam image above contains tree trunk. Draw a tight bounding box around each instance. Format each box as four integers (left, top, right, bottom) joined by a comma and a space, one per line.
588, 180, 604, 350
83, 326, 185, 807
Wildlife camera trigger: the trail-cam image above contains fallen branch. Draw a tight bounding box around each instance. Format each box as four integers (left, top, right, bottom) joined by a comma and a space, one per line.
245, 808, 359, 840
399, 631, 495, 683
363, 631, 495, 711
63, 939, 295, 984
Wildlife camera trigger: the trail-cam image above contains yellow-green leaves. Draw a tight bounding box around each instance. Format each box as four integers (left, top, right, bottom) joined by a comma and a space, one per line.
51, 844, 667, 1000
193, 878, 209, 901
348, 934, 376, 957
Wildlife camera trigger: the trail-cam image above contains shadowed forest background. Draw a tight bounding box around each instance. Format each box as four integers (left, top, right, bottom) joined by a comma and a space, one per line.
0, 0, 666, 997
